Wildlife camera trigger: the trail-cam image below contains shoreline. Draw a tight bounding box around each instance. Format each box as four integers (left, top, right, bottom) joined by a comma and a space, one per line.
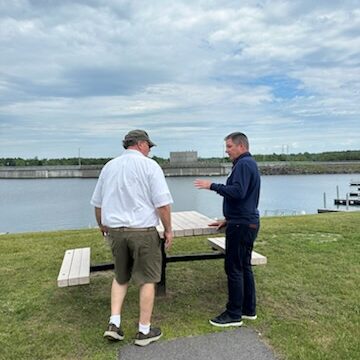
0, 161, 359, 179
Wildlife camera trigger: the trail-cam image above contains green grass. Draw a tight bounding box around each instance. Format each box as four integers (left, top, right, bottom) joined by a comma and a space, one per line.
0, 212, 359, 359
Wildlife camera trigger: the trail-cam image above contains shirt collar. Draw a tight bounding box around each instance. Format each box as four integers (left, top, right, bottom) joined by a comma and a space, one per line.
123, 149, 144, 156
232, 151, 251, 165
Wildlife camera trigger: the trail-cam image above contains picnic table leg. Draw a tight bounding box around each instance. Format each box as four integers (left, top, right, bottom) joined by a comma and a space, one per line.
156, 239, 167, 296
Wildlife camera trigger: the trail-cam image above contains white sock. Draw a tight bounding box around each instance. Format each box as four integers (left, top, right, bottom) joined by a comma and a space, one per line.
109, 315, 121, 328
139, 323, 150, 335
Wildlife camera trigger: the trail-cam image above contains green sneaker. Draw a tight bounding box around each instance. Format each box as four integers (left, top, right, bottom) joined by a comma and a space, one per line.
134, 327, 162, 346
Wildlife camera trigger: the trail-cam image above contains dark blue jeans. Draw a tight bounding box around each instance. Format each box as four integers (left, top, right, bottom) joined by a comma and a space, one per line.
225, 222, 259, 319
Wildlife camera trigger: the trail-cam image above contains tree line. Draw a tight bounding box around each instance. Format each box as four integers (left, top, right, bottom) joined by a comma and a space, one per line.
1, 150, 359, 167
253, 150, 360, 162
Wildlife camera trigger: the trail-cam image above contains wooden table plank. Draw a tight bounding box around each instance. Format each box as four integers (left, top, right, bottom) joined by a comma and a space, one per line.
172, 212, 198, 235
78, 247, 91, 285
156, 211, 218, 238
187, 211, 218, 235
172, 213, 195, 236
157, 215, 186, 237
174, 211, 204, 235
57, 249, 74, 287
68, 248, 83, 286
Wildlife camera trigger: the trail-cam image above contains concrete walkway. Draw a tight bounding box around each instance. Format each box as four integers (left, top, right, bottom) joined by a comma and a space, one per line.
118, 328, 277, 360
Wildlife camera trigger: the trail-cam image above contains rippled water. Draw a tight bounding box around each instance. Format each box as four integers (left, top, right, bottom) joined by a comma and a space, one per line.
0, 174, 358, 233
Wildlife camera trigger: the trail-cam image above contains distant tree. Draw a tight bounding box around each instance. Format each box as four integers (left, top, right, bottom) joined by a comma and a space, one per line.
1, 150, 359, 166
3, 158, 16, 166
152, 156, 169, 165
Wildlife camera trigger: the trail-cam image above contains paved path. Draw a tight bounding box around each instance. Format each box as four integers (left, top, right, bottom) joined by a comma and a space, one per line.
118, 328, 277, 360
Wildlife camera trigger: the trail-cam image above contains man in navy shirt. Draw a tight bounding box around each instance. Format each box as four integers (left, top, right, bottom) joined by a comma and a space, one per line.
194, 132, 260, 327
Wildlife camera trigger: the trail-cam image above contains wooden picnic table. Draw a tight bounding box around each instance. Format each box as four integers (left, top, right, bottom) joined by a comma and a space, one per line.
156, 211, 220, 295
58, 211, 266, 293
155, 211, 267, 295
156, 210, 218, 237
87, 211, 220, 294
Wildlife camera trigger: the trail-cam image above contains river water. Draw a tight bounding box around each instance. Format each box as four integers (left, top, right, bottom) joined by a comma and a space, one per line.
0, 174, 358, 233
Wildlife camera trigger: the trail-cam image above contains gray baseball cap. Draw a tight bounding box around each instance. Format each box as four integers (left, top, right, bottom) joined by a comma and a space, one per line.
123, 129, 156, 147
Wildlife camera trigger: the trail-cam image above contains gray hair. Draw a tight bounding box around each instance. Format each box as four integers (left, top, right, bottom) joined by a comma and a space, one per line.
123, 139, 138, 149
224, 132, 249, 150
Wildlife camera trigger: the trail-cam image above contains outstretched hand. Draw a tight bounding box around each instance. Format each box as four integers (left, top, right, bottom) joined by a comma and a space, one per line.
194, 179, 212, 190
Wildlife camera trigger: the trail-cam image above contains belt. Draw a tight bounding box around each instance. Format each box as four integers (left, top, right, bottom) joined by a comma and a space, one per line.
109, 226, 157, 232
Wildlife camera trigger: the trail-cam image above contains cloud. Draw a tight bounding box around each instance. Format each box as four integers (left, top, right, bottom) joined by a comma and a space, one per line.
0, 0, 359, 158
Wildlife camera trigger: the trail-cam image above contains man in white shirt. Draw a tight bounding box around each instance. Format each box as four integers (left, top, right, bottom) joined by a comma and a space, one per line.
91, 129, 173, 346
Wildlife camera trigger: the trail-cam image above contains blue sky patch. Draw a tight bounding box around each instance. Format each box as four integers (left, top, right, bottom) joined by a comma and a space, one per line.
247, 75, 308, 100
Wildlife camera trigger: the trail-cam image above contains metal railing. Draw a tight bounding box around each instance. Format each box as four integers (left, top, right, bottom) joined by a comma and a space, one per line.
262, 209, 306, 216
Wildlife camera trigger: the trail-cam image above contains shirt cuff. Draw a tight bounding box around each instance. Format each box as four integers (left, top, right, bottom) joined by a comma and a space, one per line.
153, 193, 173, 208
210, 183, 220, 192
90, 199, 101, 207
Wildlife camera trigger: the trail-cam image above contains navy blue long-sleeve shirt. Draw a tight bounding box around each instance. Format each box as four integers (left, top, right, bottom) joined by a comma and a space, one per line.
210, 152, 260, 224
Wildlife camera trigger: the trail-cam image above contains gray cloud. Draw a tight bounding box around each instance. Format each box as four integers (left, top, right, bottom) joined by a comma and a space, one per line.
0, 0, 359, 158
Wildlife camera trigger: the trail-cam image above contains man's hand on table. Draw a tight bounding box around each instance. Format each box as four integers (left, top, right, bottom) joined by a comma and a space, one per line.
208, 220, 227, 231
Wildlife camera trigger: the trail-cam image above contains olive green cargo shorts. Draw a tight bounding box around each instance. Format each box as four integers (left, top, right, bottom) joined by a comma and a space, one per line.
108, 227, 162, 285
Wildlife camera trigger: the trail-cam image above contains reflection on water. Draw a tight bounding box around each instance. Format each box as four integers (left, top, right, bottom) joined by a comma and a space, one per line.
0, 174, 358, 233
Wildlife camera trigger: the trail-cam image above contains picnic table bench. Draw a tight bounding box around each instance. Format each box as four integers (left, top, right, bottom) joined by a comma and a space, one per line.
208, 237, 267, 266
57, 247, 91, 287
57, 211, 267, 294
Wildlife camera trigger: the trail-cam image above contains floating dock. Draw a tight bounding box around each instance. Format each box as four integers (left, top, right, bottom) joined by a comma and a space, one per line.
334, 199, 360, 206
317, 208, 353, 213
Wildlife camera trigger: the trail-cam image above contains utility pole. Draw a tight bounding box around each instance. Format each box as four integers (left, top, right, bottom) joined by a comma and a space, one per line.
78, 148, 81, 167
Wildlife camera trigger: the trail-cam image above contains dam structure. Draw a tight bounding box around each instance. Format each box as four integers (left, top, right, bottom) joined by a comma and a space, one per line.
2, 153, 358, 179
0, 165, 102, 179
0, 152, 232, 178
163, 151, 230, 176
0, 163, 231, 179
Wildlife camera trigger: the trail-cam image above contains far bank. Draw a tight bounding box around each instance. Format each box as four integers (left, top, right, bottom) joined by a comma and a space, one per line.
0, 161, 359, 179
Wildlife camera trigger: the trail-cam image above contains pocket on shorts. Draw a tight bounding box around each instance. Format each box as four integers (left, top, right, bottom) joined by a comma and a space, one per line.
140, 231, 161, 259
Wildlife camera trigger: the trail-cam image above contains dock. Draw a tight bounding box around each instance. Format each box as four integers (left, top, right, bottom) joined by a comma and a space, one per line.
334, 199, 360, 206
317, 208, 349, 213
319, 179, 360, 213
333, 179, 360, 207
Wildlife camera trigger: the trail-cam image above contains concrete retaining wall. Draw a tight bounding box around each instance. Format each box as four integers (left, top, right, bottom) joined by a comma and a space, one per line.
0, 164, 231, 178
0, 166, 101, 179
2, 161, 357, 178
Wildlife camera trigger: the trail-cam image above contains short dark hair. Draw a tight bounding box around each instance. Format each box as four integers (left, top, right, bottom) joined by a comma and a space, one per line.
224, 132, 249, 149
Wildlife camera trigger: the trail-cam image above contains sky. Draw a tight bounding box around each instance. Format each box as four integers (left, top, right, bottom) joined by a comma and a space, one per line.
0, 0, 359, 159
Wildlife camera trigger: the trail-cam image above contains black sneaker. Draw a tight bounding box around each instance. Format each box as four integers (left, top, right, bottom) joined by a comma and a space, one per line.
242, 314, 257, 320
134, 327, 162, 346
209, 311, 243, 327
103, 323, 124, 341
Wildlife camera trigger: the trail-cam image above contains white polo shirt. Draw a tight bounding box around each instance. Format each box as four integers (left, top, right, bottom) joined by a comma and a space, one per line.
90, 150, 173, 228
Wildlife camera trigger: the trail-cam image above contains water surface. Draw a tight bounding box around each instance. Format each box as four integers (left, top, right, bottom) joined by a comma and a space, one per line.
0, 174, 357, 233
